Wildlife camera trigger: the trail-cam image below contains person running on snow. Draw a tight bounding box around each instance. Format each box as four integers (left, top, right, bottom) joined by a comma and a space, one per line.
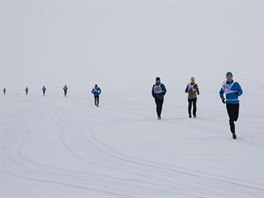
63, 85, 68, 97
25, 87, 29, 95
3, 88, 6, 95
42, 86, 46, 96
219, 72, 243, 139
91, 84, 101, 107
152, 77, 167, 120
185, 77, 200, 118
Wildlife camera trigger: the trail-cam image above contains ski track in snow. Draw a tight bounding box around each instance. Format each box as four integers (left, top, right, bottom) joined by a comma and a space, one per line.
1, 96, 263, 198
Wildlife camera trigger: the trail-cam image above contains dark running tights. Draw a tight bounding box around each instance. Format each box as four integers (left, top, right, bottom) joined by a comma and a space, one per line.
155, 98, 164, 118
94, 96, 99, 106
188, 98, 197, 116
226, 104, 239, 133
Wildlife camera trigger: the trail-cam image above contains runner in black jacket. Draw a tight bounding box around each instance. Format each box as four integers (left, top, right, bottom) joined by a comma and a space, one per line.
152, 77, 167, 120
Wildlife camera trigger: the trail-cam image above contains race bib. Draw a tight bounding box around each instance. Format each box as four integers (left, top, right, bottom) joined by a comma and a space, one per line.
153, 85, 162, 94
188, 84, 196, 92
222, 81, 235, 94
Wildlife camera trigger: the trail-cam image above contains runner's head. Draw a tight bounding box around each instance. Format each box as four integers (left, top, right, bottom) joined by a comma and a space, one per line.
226, 72, 233, 82
190, 77, 195, 83
156, 77, 161, 84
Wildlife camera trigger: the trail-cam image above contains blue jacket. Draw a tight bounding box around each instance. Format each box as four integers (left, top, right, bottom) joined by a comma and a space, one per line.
219, 80, 243, 104
92, 87, 101, 97
152, 83, 167, 100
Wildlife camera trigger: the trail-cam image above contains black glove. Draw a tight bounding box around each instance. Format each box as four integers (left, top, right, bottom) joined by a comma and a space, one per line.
222, 98, 226, 104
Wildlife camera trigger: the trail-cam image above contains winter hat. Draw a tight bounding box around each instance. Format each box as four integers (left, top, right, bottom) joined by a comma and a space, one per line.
226, 72, 233, 77
156, 77, 160, 81
190, 77, 195, 82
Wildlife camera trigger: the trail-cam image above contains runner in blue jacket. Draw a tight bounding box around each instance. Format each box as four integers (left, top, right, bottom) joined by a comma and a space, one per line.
219, 72, 243, 139
91, 84, 101, 107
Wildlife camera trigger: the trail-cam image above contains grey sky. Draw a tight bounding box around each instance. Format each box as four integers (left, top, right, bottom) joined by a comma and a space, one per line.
1, 1, 262, 93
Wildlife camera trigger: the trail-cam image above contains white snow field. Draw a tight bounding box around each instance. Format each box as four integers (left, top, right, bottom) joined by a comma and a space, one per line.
1, 0, 263, 197
1, 84, 263, 198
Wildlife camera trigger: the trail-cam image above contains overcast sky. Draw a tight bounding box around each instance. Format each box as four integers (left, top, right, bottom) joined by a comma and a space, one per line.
1, 0, 262, 94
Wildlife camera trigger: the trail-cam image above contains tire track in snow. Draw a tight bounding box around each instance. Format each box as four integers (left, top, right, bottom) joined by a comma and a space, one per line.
56, 104, 263, 198
2, 96, 263, 198
55, 108, 209, 197
3, 98, 195, 197
2, 100, 136, 197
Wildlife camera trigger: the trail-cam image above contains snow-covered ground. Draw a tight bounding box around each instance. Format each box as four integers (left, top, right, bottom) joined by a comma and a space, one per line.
1, 84, 263, 197
1, 0, 263, 197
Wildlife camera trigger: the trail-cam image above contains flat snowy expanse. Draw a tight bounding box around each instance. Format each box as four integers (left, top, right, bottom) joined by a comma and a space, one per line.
1, 0, 263, 197
1, 86, 263, 197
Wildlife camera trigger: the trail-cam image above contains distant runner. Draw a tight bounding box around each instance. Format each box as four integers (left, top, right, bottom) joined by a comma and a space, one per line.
25, 87, 29, 95
91, 84, 101, 107
63, 85, 68, 97
42, 86, 46, 96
